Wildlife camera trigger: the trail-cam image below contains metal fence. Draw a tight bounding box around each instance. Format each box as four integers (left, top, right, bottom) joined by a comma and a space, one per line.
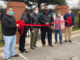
0, 8, 6, 45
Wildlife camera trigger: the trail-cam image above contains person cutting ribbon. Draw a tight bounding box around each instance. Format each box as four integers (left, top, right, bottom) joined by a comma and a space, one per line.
39, 6, 54, 47
15, 7, 72, 48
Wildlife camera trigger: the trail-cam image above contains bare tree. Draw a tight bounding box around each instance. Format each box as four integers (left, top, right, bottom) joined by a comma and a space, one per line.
0, 5, 2, 8
78, 0, 80, 8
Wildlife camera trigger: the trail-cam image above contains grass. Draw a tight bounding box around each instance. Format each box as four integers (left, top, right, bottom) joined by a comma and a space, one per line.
74, 17, 79, 23
72, 28, 80, 31
0, 24, 4, 47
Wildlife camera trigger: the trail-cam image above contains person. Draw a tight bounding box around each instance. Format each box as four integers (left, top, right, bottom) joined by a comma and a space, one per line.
19, 9, 33, 53
39, 6, 54, 47
2, 7, 19, 60
53, 10, 65, 44
48, 9, 53, 14
64, 8, 74, 42
30, 7, 39, 51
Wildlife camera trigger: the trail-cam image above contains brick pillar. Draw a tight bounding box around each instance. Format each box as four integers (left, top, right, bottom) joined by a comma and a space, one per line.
55, 5, 69, 33
7, 2, 25, 44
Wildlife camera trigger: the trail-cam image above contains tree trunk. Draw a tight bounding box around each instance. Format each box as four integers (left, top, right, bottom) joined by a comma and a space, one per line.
38, 2, 41, 9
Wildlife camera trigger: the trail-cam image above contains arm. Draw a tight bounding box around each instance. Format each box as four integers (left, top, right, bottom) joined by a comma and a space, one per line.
51, 15, 54, 26
39, 14, 46, 24
62, 17, 65, 29
64, 14, 67, 26
29, 16, 33, 31
2, 17, 16, 29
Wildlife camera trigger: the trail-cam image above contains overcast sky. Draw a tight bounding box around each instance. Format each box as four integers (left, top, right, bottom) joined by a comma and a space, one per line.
66, 0, 78, 8
0, 0, 79, 8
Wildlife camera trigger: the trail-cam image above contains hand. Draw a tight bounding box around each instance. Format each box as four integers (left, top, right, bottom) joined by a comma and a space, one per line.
38, 29, 40, 31
72, 25, 74, 27
32, 30, 34, 33
16, 24, 19, 27
46, 22, 49, 25
51, 26, 53, 29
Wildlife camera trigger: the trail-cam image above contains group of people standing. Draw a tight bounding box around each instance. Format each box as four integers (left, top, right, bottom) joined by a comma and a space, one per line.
2, 6, 74, 60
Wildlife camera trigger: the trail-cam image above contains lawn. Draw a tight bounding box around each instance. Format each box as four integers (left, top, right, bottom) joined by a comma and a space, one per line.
74, 17, 79, 23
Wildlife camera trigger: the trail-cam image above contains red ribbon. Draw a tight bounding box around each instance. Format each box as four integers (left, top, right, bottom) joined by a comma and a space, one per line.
51, 17, 72, 28
15, 17, 72, 34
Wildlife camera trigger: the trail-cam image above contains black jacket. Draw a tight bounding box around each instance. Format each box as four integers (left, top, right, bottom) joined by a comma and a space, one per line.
30, 13, 39, 28
19, 12, 33, 34
39, 13, 54, 28
2, 14, 17, 36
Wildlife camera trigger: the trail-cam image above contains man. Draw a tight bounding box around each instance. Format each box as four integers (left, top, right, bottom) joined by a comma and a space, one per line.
19, 9, 33, 53
39, 6, 54, 47
30, 7, 39, 51
64, 8, 74, 42
2, 7, 19, 60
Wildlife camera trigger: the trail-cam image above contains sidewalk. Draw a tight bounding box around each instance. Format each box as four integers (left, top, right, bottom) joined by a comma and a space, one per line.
0, 56, 3, 60
0, 30, 80, 60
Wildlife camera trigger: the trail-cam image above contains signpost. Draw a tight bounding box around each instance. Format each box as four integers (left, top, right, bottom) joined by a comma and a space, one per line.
78, 11, 80, 28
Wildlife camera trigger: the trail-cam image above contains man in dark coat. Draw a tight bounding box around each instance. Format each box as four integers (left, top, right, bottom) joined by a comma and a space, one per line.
19, 9, 33, 53
30, 7, 39, 51
39, 6, 54, 47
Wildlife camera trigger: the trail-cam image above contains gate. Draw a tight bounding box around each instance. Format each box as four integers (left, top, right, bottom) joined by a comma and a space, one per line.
0, 8, 6, 46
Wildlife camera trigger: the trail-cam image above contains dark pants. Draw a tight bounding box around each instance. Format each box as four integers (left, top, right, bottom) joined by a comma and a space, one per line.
41, 27, 52, 45
19, 30, 27, 52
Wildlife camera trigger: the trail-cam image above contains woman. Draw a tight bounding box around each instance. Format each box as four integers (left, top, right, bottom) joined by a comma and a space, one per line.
53, 10, 65, 44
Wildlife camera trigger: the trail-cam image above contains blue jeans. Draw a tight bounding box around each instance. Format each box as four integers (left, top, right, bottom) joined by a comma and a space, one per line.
3, 35, 16, 59
54, 30, 62, 42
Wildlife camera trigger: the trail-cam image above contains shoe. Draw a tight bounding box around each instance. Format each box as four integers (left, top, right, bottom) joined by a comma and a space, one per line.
60, 41, 62, 44
65, 40, 67, 42
30, 48, 35, 51
34, 46, 38, 49
5, 58, 12, 60
49, 44, 53, 47
11, 54, 19, 57
21, 51, 28, 53
68, 40, 72, 42
43, 44, 45, 47
55, 41, 57, 44
24, 49, 26, 51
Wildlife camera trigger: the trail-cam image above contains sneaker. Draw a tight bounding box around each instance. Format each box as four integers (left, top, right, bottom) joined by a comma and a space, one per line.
5, 58, 12, 60
24, 49, 26, 51
34, 46, 38, 49
68, 40, 72, 42
65, 40, 67, 42
30, 48, 35, 51
55, 41, 57, 44
21, 51, 28, 53
60, 41, 62, 44
11, 54, 19, 57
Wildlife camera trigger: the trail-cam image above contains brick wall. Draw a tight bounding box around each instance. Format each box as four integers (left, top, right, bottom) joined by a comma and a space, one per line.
55, 5, 69, 16
7, 2, 25, 44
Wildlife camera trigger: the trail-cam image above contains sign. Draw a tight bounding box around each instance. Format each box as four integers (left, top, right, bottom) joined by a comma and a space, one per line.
78, 11, 80, 13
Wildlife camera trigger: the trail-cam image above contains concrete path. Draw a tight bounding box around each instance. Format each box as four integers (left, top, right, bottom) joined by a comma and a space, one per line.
0, 30, 80, 60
